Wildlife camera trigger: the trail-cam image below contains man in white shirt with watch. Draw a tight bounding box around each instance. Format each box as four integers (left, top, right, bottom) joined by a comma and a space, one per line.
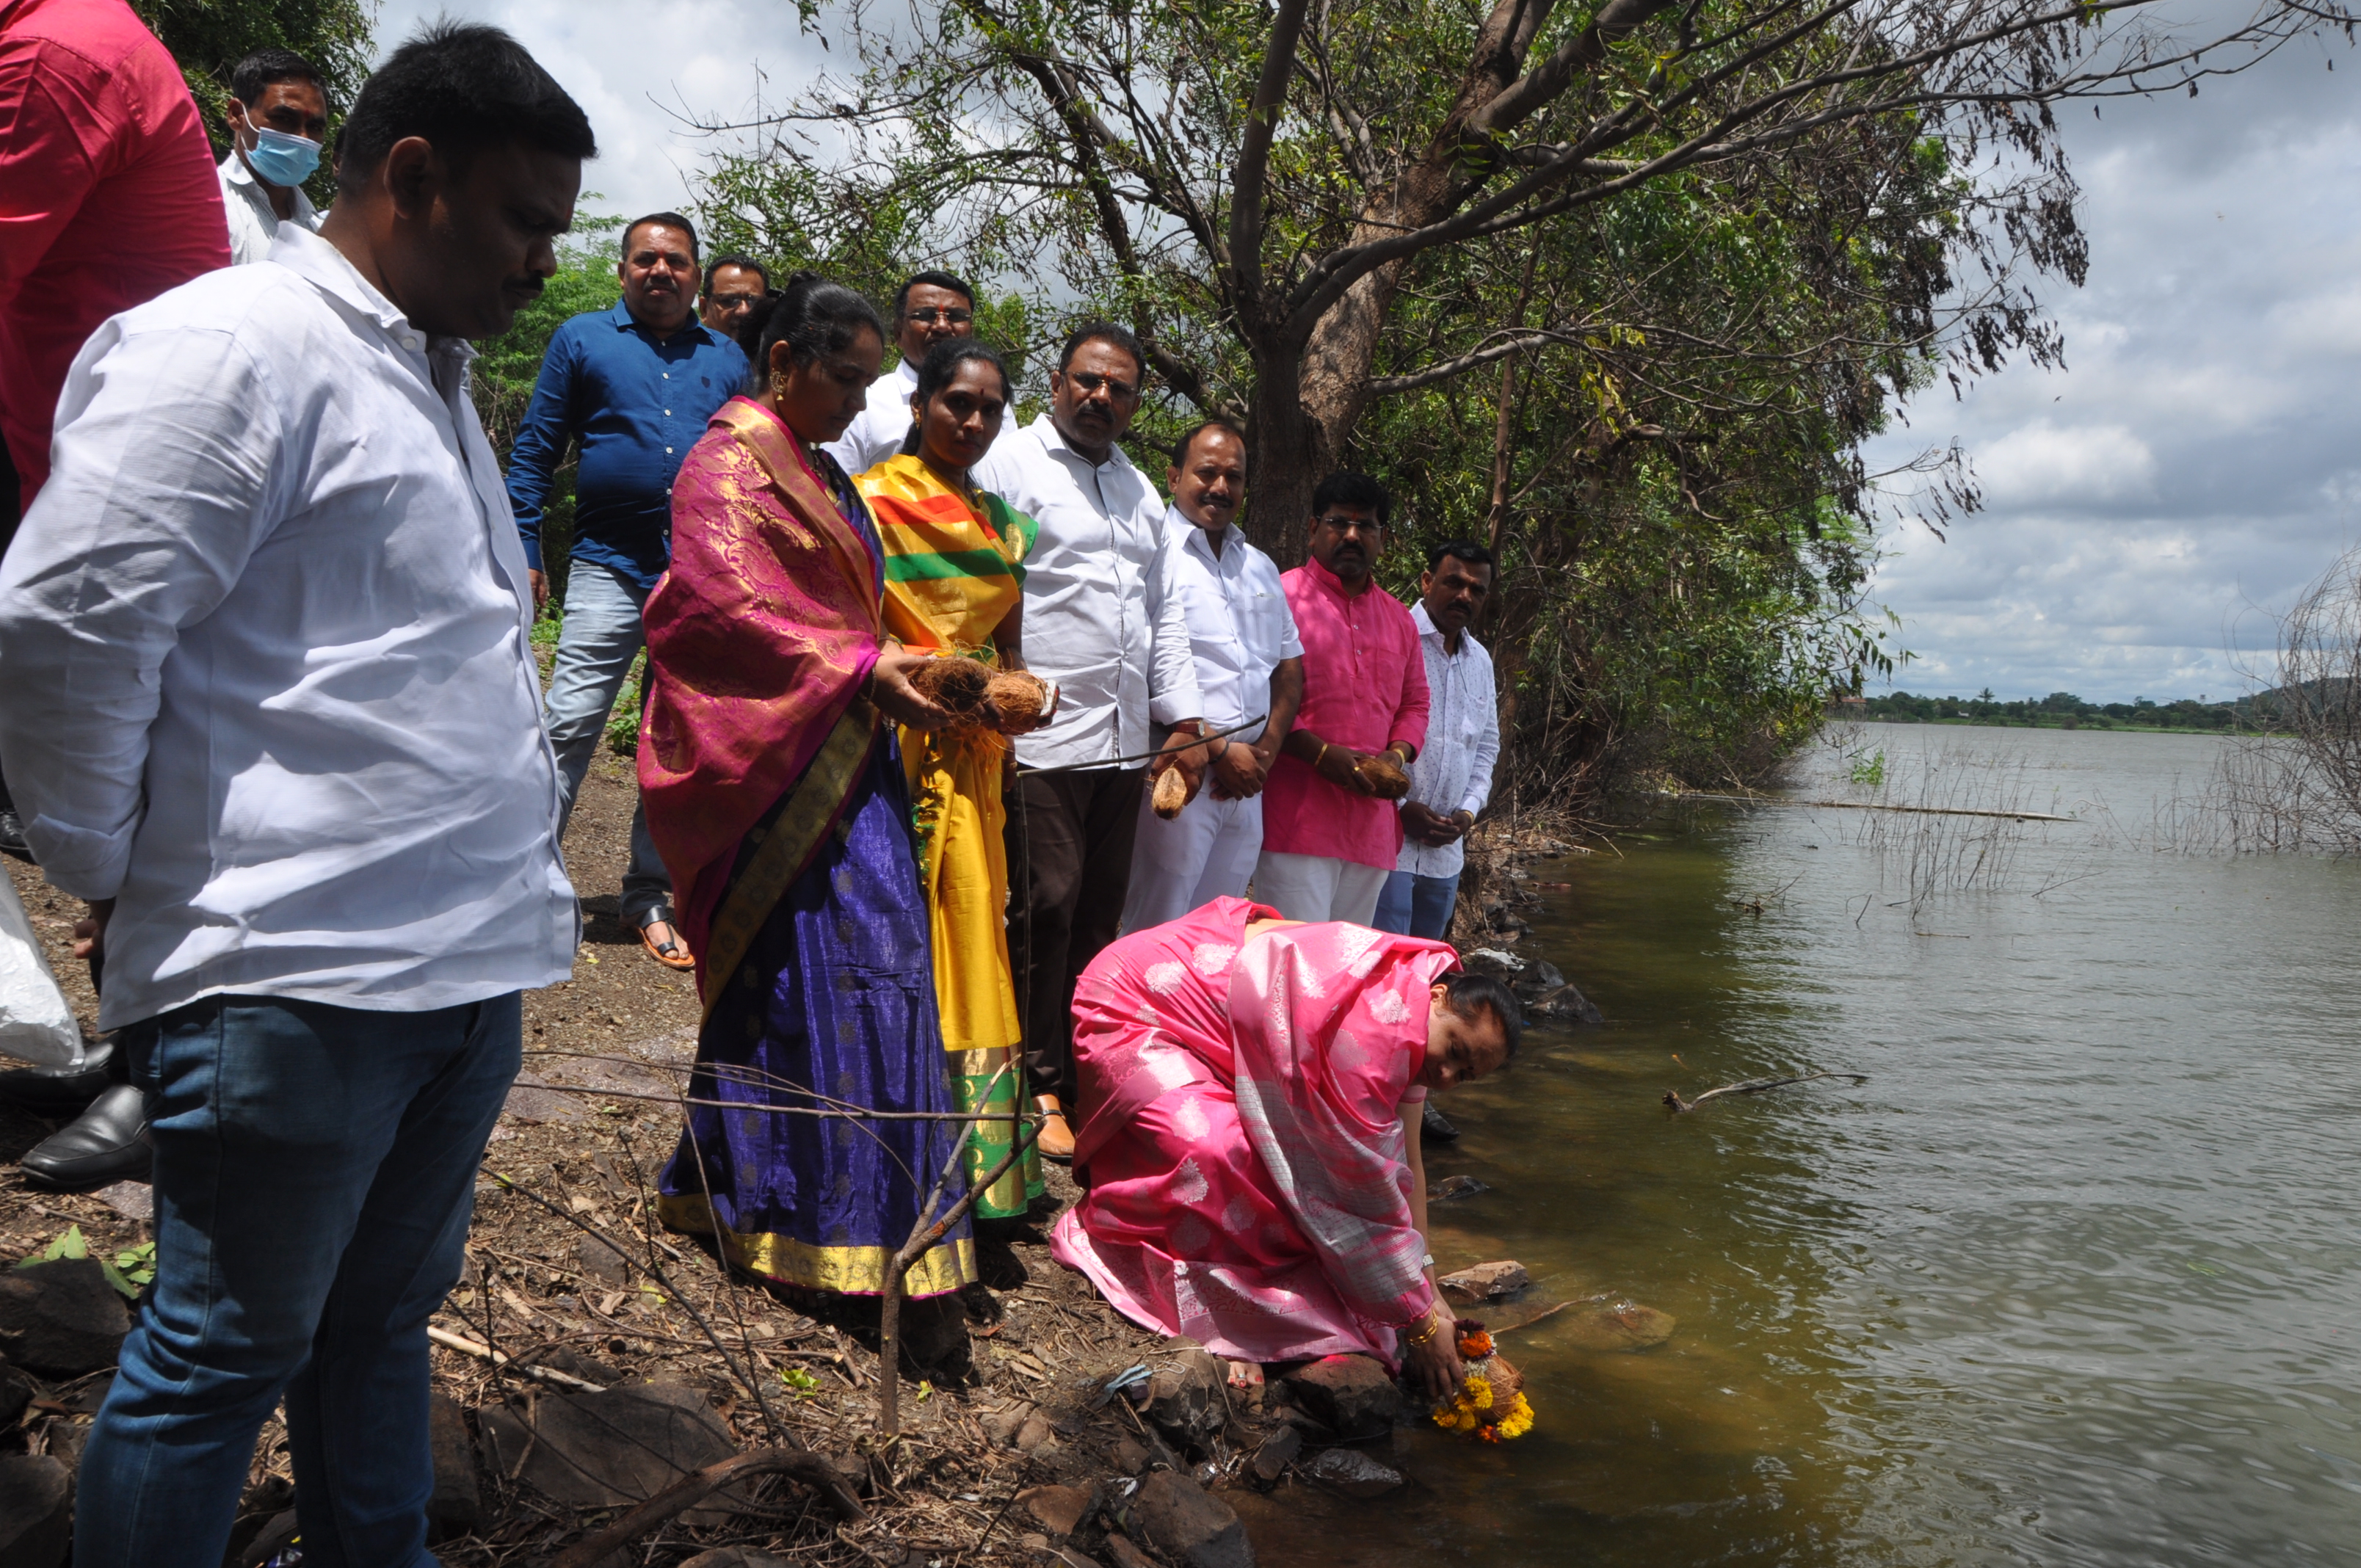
1374, 540, 1501, 939
1121, 418, 1303, 932
974, 320, 1205, 1158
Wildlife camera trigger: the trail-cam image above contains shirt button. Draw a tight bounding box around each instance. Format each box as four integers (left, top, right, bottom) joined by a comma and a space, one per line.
663, 372, 671, 380
664, 410, 671, 416
666, 446, 674, 454
401, 335, 420, 351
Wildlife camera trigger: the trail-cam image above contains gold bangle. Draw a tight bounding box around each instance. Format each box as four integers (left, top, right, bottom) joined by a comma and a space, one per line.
1401, 1309, 1442, 1347
1314, 741, 1330, 770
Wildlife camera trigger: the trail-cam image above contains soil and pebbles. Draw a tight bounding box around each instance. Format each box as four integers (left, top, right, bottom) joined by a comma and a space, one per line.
0, 736, 1600, 1567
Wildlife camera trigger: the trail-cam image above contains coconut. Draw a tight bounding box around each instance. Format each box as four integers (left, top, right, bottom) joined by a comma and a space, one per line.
984, 669, 1050, 730
1357, 753, 1412, 799
908, 656, 992, 717
1151, 766, 1189, 820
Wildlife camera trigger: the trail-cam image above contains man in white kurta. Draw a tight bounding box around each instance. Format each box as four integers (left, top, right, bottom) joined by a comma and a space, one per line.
1374, 541, 1501, 939
1121, 420, 1303, 931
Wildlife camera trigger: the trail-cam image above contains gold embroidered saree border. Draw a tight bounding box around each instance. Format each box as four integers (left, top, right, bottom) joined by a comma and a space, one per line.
698, 697, 878, 1019
655, 1193, 976, 1296
953, 1047, 1042, 1220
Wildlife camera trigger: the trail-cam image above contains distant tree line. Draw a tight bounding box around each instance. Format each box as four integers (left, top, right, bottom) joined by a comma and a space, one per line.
1848, 690, 2241, 731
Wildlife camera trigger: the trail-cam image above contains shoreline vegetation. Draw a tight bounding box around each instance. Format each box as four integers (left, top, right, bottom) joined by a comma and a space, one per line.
1841, 692, 2242, 733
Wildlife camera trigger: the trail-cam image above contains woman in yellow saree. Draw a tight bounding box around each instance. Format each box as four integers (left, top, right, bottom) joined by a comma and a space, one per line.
855, 338, 1047, 1219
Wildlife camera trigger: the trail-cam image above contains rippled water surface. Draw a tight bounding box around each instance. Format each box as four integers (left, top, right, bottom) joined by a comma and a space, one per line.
1238, 725, 2361, 1567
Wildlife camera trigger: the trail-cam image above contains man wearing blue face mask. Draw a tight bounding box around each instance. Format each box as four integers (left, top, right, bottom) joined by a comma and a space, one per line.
217, 48, 329, 266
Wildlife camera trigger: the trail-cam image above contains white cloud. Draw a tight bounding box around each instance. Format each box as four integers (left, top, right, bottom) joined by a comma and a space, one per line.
1974, 421, 2157, 508
1867, 31, 2361, 703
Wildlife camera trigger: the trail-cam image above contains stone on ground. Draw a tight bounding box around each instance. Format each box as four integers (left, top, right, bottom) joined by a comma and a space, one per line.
1142, 1337, 1226, 1447
0, 1257, 130, 1375
1017, 1481, 1099, 1538
1125, 1469, 1253, 1568
1100, 1533, 1156, 1568
1276, 1354, 1401, 1441
0, 1362, 33, 1429
1247, 1426, 1301, 1484
1428, 1174, 1491, 1201
476, 1379, 738, 1522
576, 1234, 631, 1287
679, 1551, 791, 1568
1305, 1448, 1404, 1498
1438, 1260, 1529, 1302
0, 1454, 73, 1568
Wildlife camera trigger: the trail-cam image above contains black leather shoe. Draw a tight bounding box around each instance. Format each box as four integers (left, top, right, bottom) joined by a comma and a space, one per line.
0, 1040, 115, 1115
20, 1083, 150, 1191
0, 807, 31, 863
1421, 1101, 1461, 1144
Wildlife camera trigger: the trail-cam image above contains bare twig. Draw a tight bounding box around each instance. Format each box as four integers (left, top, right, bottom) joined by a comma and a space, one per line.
546, 1446, 868, 1568
1663, 1070, 1867, 1111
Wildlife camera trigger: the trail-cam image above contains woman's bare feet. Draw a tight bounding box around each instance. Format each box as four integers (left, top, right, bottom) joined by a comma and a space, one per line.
1224, 1359, 1264, 1393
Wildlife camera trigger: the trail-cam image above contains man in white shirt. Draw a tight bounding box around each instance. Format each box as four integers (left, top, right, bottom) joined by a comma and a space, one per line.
1121, 418, 1303, 932
215, 48, 327, 265
974, 320, 1205, 1158
0, 26, 591, 1566
1374, 541, 1501, 939
823, 268, 1004, 475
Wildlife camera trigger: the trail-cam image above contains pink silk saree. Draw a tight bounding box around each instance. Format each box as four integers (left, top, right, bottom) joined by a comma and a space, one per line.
638, 397, 882, 970
1048, 897, 1459, 1365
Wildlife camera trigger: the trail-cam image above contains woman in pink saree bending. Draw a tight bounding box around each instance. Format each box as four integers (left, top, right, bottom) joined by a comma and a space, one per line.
1050, 897, 1518, 1397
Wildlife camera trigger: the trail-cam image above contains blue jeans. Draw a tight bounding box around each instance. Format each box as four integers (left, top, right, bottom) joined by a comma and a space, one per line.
76, 992, 523, 1568
1374, 868, 1462, 939
544, 559, 670, 924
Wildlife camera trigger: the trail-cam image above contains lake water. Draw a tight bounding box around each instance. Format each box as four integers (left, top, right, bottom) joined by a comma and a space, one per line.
1236, 723, 2361, 1567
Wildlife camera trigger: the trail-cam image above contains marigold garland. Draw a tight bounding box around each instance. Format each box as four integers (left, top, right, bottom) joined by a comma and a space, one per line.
1431, 1357, 1534, 1442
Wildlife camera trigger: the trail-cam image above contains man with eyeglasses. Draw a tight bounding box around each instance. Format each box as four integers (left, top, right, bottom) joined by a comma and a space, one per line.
697, 251, 767, 339
823, 268, 1004, 473
973, 320, 1205, 1161
1252, 471, 1430, 926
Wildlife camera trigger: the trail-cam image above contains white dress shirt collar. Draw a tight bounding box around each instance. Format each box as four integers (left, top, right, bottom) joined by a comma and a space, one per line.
217, 148, 321, 266
1397, 598, 1499, 879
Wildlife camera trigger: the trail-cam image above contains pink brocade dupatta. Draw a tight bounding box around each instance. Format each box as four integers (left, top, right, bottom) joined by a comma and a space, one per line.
638, 399, 885, 986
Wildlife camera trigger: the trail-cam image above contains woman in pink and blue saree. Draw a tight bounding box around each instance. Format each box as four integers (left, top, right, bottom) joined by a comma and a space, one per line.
1048, 897, 1518, 1397
637, 275, 978, 1312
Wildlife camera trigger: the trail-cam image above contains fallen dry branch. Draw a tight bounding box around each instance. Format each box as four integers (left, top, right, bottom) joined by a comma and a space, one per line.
546, 1446, 870, 1568
426, 1325, 608, 1392
1662, 1071, 1868, 1112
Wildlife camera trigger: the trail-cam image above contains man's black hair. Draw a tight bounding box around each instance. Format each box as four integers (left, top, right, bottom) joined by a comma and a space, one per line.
1440, 971, 1523, 1061
1057, 319, 1145, 378
230, 49, 325, 108
1172, 416, 1245, 466
893, 269, 978, 319
1426, 538, 1495, 573
622, 212, 698, 262
1310, 470, 1391, 526
737, 272, 886, 387
336, 23, 596, 197
897, 338, 1014, 457
702, 253, 768, 294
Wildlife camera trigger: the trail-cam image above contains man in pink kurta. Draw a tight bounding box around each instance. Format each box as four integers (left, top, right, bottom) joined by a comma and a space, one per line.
1255, 471, 1430, 924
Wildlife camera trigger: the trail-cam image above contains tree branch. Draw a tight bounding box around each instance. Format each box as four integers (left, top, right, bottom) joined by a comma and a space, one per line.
1230, 0, 1313, 311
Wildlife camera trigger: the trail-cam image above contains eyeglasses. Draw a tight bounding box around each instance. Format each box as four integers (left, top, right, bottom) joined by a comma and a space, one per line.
1314, 514, 1383, 534
905, 307, 973, 326
1066, 371, 1140, 402
706, 292, 763, 310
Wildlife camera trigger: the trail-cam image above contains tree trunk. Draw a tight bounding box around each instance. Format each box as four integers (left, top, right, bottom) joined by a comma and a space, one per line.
1241, 341, 1328, 564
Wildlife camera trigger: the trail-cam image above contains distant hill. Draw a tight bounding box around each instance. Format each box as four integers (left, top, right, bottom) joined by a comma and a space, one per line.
1838, 689, 2246, 731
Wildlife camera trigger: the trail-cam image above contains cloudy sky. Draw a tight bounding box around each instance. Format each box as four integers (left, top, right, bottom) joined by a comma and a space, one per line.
374, 1, 2360, 705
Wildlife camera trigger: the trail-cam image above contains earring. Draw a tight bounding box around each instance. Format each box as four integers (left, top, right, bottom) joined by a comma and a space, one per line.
769, 370, 791, 400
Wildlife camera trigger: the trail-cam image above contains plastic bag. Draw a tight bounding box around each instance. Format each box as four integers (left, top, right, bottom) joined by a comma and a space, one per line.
0, 871, 83, 1068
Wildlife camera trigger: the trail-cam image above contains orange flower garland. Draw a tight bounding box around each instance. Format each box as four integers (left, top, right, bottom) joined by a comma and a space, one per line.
1431, 1335, 1534, 1442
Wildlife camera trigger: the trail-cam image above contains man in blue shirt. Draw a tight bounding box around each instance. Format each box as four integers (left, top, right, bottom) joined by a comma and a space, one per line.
507, 211, 748, 968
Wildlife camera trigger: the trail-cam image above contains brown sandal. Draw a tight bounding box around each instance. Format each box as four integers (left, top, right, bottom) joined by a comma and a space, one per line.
638, 907, 697, 970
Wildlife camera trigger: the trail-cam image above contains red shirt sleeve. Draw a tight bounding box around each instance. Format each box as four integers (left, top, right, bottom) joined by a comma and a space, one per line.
0, 49, 106, 316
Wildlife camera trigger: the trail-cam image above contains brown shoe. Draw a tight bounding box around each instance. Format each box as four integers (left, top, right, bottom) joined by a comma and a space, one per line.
638, 907, 697, 971
1034, 1095, 1076, 1163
